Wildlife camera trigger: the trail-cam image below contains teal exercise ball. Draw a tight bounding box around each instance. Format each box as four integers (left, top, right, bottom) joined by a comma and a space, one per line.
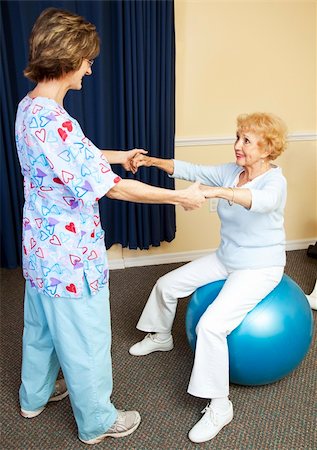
186, 275, 314, 386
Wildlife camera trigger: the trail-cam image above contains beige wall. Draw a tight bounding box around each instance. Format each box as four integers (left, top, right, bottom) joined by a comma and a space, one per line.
108, 0, 317, 264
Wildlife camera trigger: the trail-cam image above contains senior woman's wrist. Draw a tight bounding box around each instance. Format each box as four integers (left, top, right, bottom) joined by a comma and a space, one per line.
201, 186, 222, 198
150, 157, 174, 174
214, 187, 235, 204
219, 186, 252, 209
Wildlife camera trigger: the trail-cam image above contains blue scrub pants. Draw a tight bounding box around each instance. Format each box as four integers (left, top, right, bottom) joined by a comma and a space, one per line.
19, 279, 117, 441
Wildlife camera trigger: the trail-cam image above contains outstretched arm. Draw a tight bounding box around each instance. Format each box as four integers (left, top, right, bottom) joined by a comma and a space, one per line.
102, 149, 148, 173
131, 154, 174, 175
200, 185, 252, 209
106, 179, 206, 211
201, 175, 286, 212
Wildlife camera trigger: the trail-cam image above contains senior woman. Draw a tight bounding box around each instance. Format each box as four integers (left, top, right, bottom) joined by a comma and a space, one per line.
15, 7, 205, 445
129, 112, 288, 443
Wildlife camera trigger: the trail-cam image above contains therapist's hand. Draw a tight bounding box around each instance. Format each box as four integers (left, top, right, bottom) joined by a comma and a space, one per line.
122, 149, 148, 173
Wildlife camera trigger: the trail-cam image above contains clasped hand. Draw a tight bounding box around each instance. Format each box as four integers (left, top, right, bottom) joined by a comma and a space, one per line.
121, 149, 151, 174
181, 182, 206, 211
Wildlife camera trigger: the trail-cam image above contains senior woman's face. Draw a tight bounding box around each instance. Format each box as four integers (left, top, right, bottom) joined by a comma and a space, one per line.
234, 130, 268, 168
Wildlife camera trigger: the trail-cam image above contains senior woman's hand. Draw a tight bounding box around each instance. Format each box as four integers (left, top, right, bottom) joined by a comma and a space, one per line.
122, 149, 148, 173
131, 154, 175, 175
131, 153, 153, 172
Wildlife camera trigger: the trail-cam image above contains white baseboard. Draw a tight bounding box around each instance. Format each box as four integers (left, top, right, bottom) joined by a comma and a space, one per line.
175, 132, 317, 147
108, 259, 126, 270
285, 238, 316, 251
109, 238, 316, 270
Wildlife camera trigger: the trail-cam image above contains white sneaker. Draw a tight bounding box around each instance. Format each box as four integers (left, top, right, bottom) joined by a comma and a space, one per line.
129, 333, 174, 356
188, 401, 233, 443
80, 410, 141, 444
20, 379, 69, 418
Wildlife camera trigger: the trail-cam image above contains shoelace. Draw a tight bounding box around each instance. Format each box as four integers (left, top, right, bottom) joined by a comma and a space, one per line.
201, 404, 219, 426
108, 410, 128, 432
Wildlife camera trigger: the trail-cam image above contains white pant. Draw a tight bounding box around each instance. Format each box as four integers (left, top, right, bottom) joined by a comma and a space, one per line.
136, 253, 284, 399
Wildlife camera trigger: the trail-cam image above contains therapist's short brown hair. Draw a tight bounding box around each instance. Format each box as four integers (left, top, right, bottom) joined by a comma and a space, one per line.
24, 7, 100, 82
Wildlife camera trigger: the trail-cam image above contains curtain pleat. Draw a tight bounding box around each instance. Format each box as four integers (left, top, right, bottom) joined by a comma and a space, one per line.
98, 0, 176, 250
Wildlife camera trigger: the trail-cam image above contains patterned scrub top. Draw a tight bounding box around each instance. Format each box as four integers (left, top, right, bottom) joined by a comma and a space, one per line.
15, 95, 121, 298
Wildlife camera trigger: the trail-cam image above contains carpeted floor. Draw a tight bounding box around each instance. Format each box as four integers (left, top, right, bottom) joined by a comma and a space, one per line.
1, 250, 316, 449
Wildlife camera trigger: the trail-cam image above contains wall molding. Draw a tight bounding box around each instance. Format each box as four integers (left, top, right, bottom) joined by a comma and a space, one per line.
109, 238, 316, 270
175, 132, 317, 147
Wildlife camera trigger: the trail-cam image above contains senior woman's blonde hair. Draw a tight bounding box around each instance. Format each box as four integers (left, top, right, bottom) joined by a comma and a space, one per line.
237, 112, 287, 160
24, 8, 100, 82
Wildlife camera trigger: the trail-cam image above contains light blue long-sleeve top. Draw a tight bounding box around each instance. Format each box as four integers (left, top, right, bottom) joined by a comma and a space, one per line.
172, 161, 287, 270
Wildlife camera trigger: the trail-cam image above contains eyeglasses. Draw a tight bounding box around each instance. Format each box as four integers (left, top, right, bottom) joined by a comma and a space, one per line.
86, 59, 94, 67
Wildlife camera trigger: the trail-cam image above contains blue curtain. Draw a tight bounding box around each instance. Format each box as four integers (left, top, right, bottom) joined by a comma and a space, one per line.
0, 0, 176, 268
